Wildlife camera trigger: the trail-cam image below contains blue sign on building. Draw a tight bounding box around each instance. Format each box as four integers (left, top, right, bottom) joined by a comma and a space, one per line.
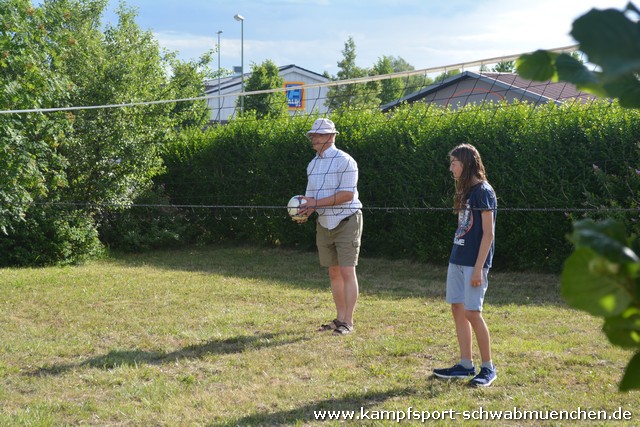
285, 82, 304, 109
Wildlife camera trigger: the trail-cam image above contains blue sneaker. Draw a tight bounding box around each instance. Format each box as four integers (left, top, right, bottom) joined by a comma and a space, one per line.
469, 367, 497, 387
433, 364, 476, 379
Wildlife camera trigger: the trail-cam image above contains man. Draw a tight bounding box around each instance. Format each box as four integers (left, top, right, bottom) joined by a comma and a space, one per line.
295, 118, 363, 336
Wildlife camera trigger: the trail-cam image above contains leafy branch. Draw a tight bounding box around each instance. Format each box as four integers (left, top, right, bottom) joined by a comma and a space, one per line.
517, 2, 640, 390
562, 220, 640, 391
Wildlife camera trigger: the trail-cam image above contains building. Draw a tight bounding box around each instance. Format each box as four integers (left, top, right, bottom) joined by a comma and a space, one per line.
380, 71, 597, 112
204, 64, 330, 123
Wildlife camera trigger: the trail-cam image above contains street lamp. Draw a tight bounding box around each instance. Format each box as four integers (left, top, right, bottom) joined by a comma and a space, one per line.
216, 30, 223, 122
233, 13, 245, 113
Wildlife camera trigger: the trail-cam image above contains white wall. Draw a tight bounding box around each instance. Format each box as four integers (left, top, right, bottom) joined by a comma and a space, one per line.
205, 67, 329, 122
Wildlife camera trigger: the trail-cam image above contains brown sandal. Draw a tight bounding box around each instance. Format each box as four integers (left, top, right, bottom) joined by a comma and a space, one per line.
332, 321, 353, 335
317, 319, 339, 332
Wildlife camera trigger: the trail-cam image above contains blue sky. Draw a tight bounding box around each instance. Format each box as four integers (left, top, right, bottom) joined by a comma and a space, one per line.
98, 0, 629, 75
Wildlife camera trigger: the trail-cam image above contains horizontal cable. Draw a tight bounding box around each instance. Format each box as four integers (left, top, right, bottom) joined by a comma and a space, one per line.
0, 45, 579, 115
2, 201, 636, 213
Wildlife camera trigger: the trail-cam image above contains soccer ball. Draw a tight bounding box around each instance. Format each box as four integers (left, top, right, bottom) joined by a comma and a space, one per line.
287, 195, 307, 221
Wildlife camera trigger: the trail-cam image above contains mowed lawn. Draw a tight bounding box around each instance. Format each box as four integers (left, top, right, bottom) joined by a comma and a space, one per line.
1, 245, 638, 426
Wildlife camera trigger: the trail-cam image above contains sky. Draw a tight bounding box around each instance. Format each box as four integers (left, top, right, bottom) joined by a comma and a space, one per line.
98, 0, 630, 76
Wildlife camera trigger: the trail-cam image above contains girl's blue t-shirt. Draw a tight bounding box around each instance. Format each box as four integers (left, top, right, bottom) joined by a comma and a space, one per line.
449, 181, 497, 268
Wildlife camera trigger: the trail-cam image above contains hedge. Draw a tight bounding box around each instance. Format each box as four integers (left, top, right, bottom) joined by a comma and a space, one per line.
104, 100, 640, 272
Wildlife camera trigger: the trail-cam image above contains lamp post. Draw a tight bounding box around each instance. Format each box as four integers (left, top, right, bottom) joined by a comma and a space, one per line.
216, 30, 223, 122
233, 14, 245, 113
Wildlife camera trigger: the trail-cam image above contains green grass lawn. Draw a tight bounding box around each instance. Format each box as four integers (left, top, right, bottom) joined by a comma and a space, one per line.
1, 245, 638, 426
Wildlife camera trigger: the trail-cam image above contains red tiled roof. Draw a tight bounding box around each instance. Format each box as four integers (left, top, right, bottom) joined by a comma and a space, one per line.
482, 73, 595, 103
380, 71, 601, 112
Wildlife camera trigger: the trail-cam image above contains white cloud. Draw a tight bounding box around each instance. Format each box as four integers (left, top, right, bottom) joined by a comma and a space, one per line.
150, 0, 630, 75
154, 31, 214, 51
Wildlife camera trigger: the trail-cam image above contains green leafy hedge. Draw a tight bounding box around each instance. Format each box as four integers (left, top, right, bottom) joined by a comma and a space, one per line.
115, 100, 640, 272
0, 205, 103, 266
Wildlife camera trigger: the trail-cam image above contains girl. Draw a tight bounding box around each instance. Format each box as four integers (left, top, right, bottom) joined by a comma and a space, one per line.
433, 143, 497, 387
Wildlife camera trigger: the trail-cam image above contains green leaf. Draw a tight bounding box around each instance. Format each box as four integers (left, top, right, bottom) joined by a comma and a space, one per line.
554, 54, 597, 85
515, 50, 558, 81
553, 54, 610, 98
573, 218, 627, 243
561, 247, 633, 317
571, 219, 640, 264
603, 307, 640, 348
571, 8, 640, 77
603, 73, 640, 108
619, 351, 640, 391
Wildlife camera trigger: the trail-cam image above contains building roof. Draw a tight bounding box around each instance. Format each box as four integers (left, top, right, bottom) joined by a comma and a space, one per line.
277, 64, 328, 80
380, 71, 597, 112
204, 64, 328, 95
482, 72, 594, 103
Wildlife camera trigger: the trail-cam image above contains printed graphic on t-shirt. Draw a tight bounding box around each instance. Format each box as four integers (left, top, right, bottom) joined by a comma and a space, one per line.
453, 201, 472, 246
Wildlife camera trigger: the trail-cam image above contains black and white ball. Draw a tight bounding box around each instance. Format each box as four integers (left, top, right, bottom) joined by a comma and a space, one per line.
287, 195, 307, 221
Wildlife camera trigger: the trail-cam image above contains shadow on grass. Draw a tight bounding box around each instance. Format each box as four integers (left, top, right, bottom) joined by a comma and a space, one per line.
108, 244, 565, 306
109, 244, 329, 290
213, 386, 418, 427
29, 332, 305, 376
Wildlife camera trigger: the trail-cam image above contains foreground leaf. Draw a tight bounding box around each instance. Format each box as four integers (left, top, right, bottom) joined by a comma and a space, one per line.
603, 307, 640, 348
619, 351, 640, 391
571, 219, 640, 265
603, 73, 640, 108
562, 248, 632, 317
516, 50, 557, 81
571, 8, 640, 78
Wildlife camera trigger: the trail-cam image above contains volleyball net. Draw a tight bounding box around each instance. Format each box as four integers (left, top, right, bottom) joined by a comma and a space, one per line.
3, 45, 638, 216
2, 45, 640, 266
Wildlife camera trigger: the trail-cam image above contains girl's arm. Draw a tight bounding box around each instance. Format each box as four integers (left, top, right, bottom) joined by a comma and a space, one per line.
471, 209, 494, 287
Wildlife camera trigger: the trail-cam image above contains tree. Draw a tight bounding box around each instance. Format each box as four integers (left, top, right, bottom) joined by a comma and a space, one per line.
373, 55, 431, 104
239, 59, 287, 119
388, 56, 432, 98
517, 2, 640, 391
326, 37, 380, 110
0, 0, 72, 235
0, 0, 213, 265
491, 60, 515, 72
164, 50, 217, 130
57, 2, 170, 211
373, 56, 404, 104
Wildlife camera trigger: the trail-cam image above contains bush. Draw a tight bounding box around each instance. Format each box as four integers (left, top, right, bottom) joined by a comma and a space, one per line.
98, 187, 197, 253
0, 205, 103, 267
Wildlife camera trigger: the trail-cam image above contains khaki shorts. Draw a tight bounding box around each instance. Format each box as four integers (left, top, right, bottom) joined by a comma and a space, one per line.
316, 211, 363, 267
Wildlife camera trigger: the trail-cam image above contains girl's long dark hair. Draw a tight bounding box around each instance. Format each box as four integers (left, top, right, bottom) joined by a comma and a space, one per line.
449, 144, 488, 210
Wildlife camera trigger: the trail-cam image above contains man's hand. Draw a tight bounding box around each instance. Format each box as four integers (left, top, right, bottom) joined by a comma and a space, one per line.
298, 197, 317, 217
